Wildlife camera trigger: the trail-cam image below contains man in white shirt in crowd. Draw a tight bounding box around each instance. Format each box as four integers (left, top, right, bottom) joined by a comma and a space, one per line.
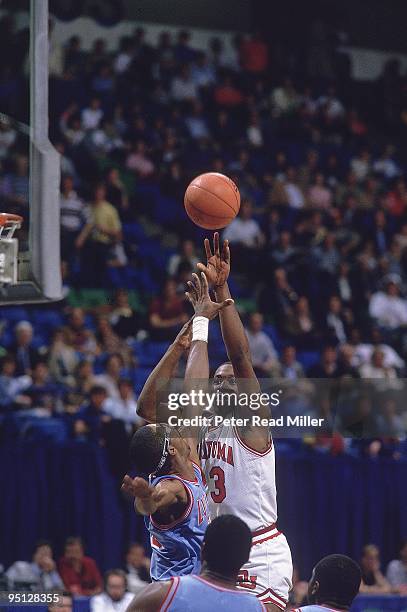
6, 541, 64, 591
386, 541, 407, 594
91, 570, 133, 612
223, 199, 264, 248
245, 312, 278, 376
284, 167, 305, 209
104, 379, 145, 434
81, 97, 103, 131
351, 327, 404, 372
369, 275, 407, 330
171, 65, 198, 102
125, 543, 150, 594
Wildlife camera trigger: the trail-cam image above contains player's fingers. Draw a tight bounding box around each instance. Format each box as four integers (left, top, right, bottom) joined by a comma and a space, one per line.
200, 271, 209, 294
204, 238, 212, 260
218, 298, 234, 311
196, 262, 209, 274
222, 239, 230, 263
214, 232, 220, 257
187, 281, 198, 300
191, 272, 201, 295
185, 291, 195, 306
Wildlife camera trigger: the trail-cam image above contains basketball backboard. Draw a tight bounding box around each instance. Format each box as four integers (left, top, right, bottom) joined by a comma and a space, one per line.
0, 0, 61, 304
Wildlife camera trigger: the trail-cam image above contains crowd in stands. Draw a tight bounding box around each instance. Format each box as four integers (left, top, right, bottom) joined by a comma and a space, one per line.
1, 536, 406, 609
0, 17, 405, 456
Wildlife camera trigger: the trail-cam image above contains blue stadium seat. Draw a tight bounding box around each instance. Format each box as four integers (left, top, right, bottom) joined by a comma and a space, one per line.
296, 350, 320, 370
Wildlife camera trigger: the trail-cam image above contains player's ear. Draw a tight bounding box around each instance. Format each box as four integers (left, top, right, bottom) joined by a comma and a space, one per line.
311, 579, 319, 596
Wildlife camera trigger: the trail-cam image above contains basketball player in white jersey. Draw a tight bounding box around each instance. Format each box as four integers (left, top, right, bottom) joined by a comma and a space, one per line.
137, 236, 292, 610
292, 554, 361, 611
186, 241, 293, 611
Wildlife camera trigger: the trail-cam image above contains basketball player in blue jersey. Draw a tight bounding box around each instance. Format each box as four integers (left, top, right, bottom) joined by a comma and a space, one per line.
122, 290, 233, 582
128, 515, 266, 611
122, 423, 208, 580
293, 555, 361, 612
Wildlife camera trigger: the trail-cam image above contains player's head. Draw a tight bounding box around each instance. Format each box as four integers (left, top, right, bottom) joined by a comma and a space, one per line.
129, 424, 190, 477
201, 515, 252, 580
307, 554, 361, 610
212, 362, 238, 416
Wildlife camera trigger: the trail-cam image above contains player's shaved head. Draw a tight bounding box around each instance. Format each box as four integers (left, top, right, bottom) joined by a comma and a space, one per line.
130, 424, 190, 476
308, 554, 361, 609
130, 424, 172, 476
201, 515, 251, 578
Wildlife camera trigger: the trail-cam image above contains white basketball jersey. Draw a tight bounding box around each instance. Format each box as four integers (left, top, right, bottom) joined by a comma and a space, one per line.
199, 421, 277, 531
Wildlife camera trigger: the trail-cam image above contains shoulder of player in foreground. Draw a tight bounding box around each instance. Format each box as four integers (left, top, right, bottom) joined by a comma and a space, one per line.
127, 579, 173, 612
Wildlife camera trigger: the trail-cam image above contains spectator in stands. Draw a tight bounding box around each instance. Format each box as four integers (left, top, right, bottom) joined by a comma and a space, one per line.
336, 344, 360, 378
76, 183, 123, 287
350, 149, 372, 183
60, 174, 86, 263
73, 385, 110, 442
149, 278, 188, 341
81, 97, 103, 131
0, 355, 31, 411
184, 101, 210, 140
10, 321, 43, 376
64, 308, 98, 357
214, 74, 244, 108
108, 289, 143, 340
104, 378, 143, 434
359, 348, 398, 379
271, 344, 305, 380
369, 275, 407, 330
167, 239, 199, 277
48, 328, 78, 388
74, 359, 97, 401
104, 168, 129, 219
171, 64, 197, 102
307, 173, 333, 209
376, 397, 404, 438
94, 354, 124, 399
286, 296, 318, 349
91, 570, 133, 612
0, 153, 29, 216
271, 77, 299, 118
125, 140, 155, 179
191, 51, 215, 90
240, 32, 269, 75
373, 144, 400, 180
95, 317, 133, 367
245, 312, 277, 376
284, 167, 305, 209
308, 346, 338, 378
386, 541, 407, 594
223, 199, 264, 274
271, 230, 297, 268
58, 537, 102, 596
23, 361, 62, 415
114, 36, 134, 75
325, 296, 351, 345
359, 544, 391, 594
49, 593, 73, 612
125, 543, 150, 593
352, 327, 404, 372
174, 30, 196, 64
6, 540, 63, 591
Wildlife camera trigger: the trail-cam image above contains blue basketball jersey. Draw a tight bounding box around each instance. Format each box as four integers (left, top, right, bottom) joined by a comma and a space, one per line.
161, 575, 266, 611
147, 462, 208, 581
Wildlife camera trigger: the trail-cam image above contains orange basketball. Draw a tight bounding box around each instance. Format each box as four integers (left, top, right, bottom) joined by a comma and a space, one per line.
184, 172, 240, 230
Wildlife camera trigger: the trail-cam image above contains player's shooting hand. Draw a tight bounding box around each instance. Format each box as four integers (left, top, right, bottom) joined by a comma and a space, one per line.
197, 232, 230, 288
174, 317, 193, 351
186, 271, 233, 320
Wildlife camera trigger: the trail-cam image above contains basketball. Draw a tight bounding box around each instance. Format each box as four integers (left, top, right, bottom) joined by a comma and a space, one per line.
184, 172, 240, 230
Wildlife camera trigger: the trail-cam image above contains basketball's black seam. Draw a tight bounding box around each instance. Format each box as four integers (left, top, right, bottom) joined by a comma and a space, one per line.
188, 183, 238, 214
185, 198, 233, 222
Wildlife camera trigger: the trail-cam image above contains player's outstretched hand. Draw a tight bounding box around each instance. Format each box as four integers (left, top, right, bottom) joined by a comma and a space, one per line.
186, 271, 233, 320
197, 232, 230, 288
121, 475, 151, 499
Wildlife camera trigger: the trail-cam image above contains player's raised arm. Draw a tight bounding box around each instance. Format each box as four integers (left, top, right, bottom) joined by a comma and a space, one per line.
121, 474, 187, 516
182, 271, 233, 461
198, 233, 259, 387
137, 319, 193, 422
